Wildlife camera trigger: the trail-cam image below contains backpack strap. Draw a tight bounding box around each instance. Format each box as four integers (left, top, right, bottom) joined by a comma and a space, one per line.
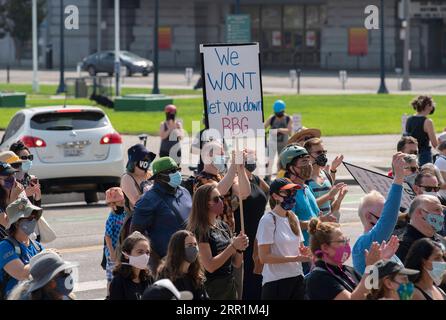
268, 212, 277, 239
285, 115, 291, 126
322, 169, 334, 186
312, 266, 356, 293
270, 115, 276, 128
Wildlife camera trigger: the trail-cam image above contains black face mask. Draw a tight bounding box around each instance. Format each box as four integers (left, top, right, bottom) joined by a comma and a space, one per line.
113, 206, 125, 215
314, 154, 328, 167
136, 160, 150, 172
245, 162, 257, 173
166, 113, 175, 121
275, 111, 284, 117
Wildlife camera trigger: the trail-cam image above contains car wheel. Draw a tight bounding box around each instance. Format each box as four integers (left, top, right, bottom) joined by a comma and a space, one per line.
142, 71, 149, 77
108, 72, 113, 76
126, 67, 133, 77
84, 191, 99, 204
87, 65, 96, 76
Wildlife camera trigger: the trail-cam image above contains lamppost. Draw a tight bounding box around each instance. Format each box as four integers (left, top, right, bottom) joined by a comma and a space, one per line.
56, 0, 65, 94
377, 0, 388, 94
152, 0, 160, 94
401, 0, 412, 91
235, 0, 240, 14
32, 0, 39, 93
114, 0, 120, 96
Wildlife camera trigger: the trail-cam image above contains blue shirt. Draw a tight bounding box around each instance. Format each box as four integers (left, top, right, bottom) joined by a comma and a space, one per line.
0, 239, 43, 297
104, 211, 126, 258
131, 183, 192, 257
293, 185, 320, 246
352, 184, 403, 275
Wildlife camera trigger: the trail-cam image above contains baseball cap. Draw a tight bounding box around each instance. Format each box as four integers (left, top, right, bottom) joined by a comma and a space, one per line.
6, 197, 42, 229
141, 279, 193, 300
269, 178, 301, 195
0, 162, 17, 176
0, 151, 26, 165
373, 260, 419, 279
149, 157, 179, 180
127, 144, 156, 163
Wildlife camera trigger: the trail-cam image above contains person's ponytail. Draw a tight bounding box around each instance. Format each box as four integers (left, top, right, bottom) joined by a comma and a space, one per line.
286, 211, 301, 237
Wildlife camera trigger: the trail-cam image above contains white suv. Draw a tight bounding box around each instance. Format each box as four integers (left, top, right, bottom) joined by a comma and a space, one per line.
0, 106, 125, 203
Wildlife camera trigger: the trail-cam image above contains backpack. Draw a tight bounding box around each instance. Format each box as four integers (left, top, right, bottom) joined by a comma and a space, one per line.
253, 212, 277, 275
270, 115, 291, 128
0, 237, 41, 300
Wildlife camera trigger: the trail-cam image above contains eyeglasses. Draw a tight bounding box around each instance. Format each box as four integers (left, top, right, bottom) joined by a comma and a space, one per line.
330, 238, 350, 245
20, 155, 33, 161
420, 186, 441, 192
209, 195, 224, 204
405, 166, 418, 173
369, 212, 380, 221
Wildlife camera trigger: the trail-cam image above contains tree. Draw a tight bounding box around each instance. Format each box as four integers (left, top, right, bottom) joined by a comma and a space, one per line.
0, 0, 46, 62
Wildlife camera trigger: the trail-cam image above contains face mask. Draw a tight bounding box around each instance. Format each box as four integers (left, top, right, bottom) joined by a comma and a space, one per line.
167, 171, 182, 189
19, 219, 37, 236
293, 164, 312, 181
209, 198, 224, 216
330, 243, 351, 266
314, 154, 328, 167
424, 212, 444, 232
113, 206, 125, 215
396, 282, 415, 300
56, 274, 74, 296
405, 173, 417, 186
275, 111, 284, 117
122, 252, 150, 270
21, 160, 32, 172
244, 162, 257, 173
212, 156, 227, 173
280, 194, 296, 211
426, 261, 446, 286
184, 246, 199, 264
430, 106, 435, 115
3, 176, 15, 190
136, 160, 150, 172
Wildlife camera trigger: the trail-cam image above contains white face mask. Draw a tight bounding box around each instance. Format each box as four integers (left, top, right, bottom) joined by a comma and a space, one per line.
426, 261, 446, 286
122, 252, 150, 270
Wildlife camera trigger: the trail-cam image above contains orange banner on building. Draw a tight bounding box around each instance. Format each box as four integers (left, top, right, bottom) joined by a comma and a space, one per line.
158, 27, 172, 50
348, 28, 368, 56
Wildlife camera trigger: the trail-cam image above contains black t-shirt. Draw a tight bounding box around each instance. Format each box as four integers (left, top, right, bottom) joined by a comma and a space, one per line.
199, 220, 233, 279
109, 273, 153, 300
172, 275, 209, 300
305, 260, 361, 300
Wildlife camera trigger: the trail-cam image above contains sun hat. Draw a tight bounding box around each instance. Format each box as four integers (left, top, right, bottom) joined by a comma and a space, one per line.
287, 127, 321, 145
141, 279, 193, 300
6, 198, 41, 229
0, 151, 26, 165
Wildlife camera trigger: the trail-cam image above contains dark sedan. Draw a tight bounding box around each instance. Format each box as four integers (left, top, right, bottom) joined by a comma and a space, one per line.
81, 51, 154, 77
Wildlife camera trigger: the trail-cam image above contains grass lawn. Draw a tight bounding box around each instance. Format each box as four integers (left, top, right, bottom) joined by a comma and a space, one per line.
0, 94, 445, 136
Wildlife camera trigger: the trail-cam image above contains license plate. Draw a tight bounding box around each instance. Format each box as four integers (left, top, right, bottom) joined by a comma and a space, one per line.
64, 147, 83, 157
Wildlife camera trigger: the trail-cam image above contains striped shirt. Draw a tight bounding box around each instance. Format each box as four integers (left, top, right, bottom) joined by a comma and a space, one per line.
307, 170, 332, 214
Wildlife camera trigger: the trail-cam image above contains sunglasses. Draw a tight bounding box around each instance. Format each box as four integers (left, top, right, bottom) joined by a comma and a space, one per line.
404, 166, 418, 173
209, 195, 224, 204
20, 155, 33, 161
420, 186, 441, 192
163, 168, 180, 175
330, 238, 350, 245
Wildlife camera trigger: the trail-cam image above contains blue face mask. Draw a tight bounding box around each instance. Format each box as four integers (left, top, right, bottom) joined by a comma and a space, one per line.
19, 219, 37, 236
21, 160, 32, 172
425, 212, 445, 232
56, 274, 74, 296
167, 171, 182, 189
396, 282, 414, 300
280, 193, 296, 211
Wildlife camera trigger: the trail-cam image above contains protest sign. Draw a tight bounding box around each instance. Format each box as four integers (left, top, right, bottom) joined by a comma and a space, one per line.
343, 162, 416, 210
200, 43, 264, 139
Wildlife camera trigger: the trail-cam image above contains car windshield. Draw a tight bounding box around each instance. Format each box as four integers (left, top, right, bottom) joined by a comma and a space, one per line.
120, 51, 143, 60
31, 111, 108, 130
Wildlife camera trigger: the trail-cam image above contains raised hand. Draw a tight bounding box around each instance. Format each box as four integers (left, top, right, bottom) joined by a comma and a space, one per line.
328, 183, 347, 200
331, 155, 344, 171
392, 152, 407, 182
319, 211, 337, 223
380, 236, 400, 260
365, 241, 382, 266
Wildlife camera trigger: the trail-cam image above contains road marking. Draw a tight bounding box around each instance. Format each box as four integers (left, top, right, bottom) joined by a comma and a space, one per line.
58, 245, 102, 254
74, 279, 107, 293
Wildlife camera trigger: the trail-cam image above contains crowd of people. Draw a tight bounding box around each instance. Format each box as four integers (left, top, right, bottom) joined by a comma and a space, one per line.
0, 95, 446, 301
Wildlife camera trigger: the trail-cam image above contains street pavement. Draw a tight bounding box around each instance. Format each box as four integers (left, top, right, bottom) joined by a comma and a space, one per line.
3, 69, 446, 95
